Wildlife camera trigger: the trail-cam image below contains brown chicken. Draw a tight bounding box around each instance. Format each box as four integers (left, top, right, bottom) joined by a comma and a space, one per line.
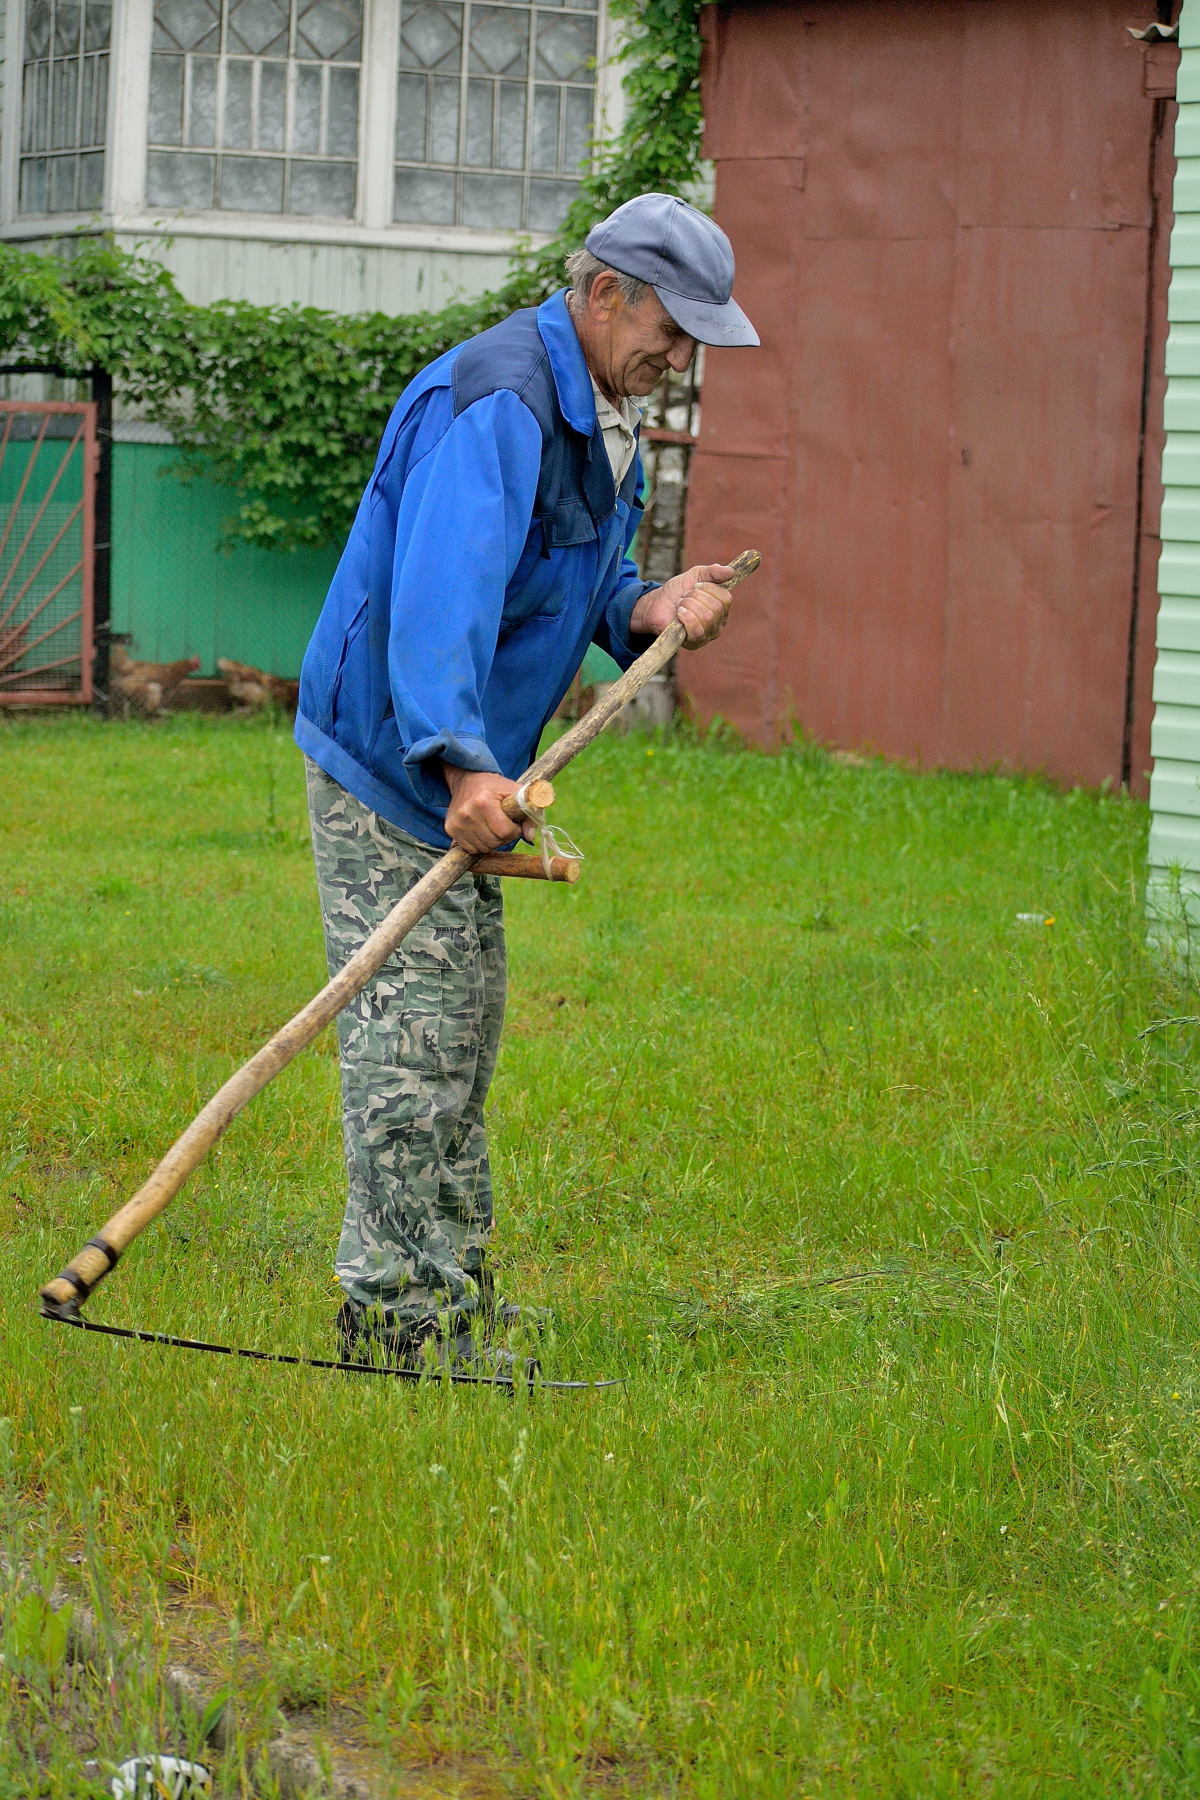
110, 645, 201, 717
217, 656, 300, 715
0, 618, 29, 675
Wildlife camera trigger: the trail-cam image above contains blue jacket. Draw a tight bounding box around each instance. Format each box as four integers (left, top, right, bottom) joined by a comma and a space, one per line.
295, 289, 656, 848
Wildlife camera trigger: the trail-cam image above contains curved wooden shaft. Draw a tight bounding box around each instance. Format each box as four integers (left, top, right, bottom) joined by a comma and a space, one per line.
41, 793, 556, 1312
41, 845, 476, 1308
41, 552, 760, 1313
522, 548, 760, 785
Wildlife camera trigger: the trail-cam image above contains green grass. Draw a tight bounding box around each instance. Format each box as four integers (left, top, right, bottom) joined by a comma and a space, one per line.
2, 710, 1199, 1797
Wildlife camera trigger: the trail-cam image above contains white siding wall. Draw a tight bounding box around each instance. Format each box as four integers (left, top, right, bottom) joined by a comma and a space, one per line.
113, 227, 513, 314
1150, 6, 1200, 926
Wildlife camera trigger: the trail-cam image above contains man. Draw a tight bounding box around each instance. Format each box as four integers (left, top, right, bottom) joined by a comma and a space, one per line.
295, 192, 760, 1374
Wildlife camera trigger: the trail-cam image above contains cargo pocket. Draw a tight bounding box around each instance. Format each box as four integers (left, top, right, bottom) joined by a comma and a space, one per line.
398, 926, 479, 1074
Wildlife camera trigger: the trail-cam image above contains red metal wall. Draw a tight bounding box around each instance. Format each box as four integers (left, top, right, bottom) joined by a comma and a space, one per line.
683, 0, 1176, 791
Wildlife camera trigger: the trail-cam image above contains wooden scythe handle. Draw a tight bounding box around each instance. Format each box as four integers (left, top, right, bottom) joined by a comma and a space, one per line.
472, 853, 580, 882
40, 550, 760, 1315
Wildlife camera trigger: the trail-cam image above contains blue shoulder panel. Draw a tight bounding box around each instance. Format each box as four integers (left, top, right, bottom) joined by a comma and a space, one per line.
450, 299, 634, 548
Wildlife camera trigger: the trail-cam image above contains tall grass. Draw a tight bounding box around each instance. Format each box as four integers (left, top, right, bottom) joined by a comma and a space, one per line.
2, 711, 1198, 1796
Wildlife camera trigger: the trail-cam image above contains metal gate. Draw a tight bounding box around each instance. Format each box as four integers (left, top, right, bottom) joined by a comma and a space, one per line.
0, 399, 96, 706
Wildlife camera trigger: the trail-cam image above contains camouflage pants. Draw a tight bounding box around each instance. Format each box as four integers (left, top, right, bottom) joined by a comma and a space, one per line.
305, 759, 506, 1329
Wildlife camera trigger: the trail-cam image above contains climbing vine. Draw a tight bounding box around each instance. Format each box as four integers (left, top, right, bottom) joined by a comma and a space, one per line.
0, 0, 706, 550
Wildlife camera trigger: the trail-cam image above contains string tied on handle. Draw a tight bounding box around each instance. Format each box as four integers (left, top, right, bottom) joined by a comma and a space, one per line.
515, 781, 586, 879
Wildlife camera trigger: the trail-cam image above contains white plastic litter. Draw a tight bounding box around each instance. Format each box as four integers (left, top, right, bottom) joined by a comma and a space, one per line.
110, 1755, 212, 1800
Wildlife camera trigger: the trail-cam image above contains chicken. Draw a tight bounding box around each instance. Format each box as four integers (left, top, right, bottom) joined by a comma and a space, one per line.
110, 645, 201, 717
217, 656, 300, 715
0, 618, 29, 676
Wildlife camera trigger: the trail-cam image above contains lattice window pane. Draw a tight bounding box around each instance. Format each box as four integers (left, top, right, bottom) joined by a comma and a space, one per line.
465, 78, 491, 166
259, 61, 287, 149
224, 58, 253, 146
327, 65, 359, 155
496, 82, 525, 169
51, 61, 78, 149
147, 0, 360, 217
534, 11, 593, 80
77, 149, 104, 206
395, 72, 427, 160
561, 83, 590, 173
527, 174, 574, 231
296, 0, 360, 60
428, 75, 460, 160
468, 5, 528, 76
154, 0, 220, 51
146, 147, 216, 205
462, 171, 520, 227
22, 65, 44, 152
289, 158, 355, 213
55, 1, 82, 54
228, 0, 288, 55
398, 2, 462, 73
394, 0, 597, 233
220, 151, 284, 208
84, 0, 111, 50
80, 50, 108, 142
20, 0, 111, 214
530, 81, 556, 171
189, 57, 218, 144
291, 62, 321, 151
26, 2, 53, 58
49, 153, 78, 208
393, 166, 456, 223
19, 159, 48, 211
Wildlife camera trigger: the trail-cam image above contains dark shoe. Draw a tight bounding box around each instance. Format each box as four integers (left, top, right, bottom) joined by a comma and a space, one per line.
472, 1267, 550, 1338
336, 1300, 538, 1384
421, 1327, 540, 1386
335, 1299, 424, 1369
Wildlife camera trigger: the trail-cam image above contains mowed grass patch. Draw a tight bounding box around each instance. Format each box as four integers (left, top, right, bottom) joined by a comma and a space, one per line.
2, 711, 1200, 1796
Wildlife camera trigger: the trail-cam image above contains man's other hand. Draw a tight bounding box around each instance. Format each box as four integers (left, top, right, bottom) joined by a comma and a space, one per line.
629, 563, 736, 649
442, 765, 536, 853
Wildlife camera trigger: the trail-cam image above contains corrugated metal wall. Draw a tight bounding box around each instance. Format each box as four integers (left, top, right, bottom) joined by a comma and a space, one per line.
683, 0, 1173, 794
1151, 6, 1200, 921
111, 444, 337, 674
115, 231, 513, 316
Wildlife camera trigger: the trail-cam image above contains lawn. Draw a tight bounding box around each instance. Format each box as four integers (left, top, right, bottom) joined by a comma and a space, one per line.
1, 710, 1199, 1797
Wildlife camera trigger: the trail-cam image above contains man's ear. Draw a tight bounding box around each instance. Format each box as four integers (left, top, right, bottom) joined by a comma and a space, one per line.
587, 270, 622, 321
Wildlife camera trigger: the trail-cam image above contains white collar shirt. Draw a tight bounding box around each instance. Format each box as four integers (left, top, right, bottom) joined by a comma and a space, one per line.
589, 377, 644, 490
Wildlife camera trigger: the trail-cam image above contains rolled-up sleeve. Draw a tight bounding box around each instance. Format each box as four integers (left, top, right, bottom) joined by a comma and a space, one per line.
381, 391, 543, 809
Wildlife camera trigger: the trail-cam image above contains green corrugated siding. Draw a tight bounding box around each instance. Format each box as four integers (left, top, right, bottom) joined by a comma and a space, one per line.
1150, 5, 1200, 923
110, 443, 338, 675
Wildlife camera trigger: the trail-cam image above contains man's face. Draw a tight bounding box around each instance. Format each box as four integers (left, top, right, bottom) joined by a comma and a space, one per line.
588, 280, 698, 400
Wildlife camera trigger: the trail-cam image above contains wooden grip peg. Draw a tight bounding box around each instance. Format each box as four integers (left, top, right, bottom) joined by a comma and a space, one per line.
499, 778, 554, 822
472, 853, 580, 882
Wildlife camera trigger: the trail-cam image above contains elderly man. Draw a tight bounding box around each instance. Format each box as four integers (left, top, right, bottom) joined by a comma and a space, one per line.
295, 192, 759, 1375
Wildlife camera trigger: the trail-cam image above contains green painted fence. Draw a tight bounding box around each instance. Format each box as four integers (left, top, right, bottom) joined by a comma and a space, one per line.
111, 442, 338, 675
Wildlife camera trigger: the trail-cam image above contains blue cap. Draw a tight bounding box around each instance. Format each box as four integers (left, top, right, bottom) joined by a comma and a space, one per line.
584, 193, 760, 349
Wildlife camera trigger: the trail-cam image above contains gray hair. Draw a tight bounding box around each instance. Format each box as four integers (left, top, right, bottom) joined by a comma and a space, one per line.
564, 246, 649, 311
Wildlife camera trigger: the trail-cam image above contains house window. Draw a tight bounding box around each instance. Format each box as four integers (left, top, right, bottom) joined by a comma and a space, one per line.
146, 0, 362, 217
393, 0, 597, 232
19, 0, 112, 215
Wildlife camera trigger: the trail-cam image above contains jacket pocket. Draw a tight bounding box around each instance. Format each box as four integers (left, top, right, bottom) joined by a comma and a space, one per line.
544, 499, 598, 550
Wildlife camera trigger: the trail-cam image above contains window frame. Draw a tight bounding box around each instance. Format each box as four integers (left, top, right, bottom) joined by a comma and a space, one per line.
0, 0, 623, 248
